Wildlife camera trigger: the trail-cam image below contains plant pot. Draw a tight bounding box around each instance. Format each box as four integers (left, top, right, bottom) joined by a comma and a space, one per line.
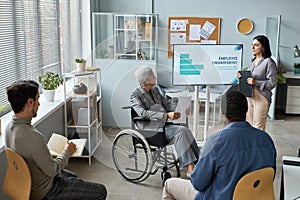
76, 63, 86, 72
43, 89, 55, 102
294, 68, 300, 74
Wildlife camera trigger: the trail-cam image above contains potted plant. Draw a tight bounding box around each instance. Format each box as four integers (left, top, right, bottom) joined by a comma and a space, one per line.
0, 104, 9, 114
0, 104, 10, 135
294, 63, 300, 74
75, 58, 86, 72
38, 71, 63, 101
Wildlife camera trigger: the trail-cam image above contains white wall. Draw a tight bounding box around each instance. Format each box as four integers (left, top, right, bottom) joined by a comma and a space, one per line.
94, 59, 156, 127
99, 0, 152, 14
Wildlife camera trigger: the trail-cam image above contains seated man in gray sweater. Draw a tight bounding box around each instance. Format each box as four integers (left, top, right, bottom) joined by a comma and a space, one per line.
5, 80, 107, 200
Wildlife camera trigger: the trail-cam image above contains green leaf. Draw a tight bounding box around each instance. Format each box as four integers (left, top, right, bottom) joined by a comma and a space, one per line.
37, 71, 64, 90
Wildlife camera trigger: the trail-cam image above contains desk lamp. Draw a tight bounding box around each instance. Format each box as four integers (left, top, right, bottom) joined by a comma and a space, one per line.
293, 45, 300, 58
280, 45, 300, 58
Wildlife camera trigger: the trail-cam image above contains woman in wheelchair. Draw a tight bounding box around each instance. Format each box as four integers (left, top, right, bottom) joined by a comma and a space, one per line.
130, 66, 200, 177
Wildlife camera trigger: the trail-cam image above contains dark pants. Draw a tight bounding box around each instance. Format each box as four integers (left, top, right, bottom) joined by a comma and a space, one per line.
43, 169, 107, 200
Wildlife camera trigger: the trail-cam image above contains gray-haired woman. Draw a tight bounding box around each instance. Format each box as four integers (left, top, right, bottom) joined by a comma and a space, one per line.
130, 66, 199, 177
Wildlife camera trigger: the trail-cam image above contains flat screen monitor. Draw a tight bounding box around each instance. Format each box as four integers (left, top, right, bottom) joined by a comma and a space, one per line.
172, 44, 243, 85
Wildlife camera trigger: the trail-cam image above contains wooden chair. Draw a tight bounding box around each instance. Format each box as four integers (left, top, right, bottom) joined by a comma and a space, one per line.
232, 167, 275, 200
3, 148, 31, 200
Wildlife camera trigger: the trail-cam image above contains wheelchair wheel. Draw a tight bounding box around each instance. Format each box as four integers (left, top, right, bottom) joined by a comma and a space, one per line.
112, 129, 153, 182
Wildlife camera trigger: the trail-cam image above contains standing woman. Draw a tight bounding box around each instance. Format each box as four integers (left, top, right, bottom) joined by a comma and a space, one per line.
238, 35, 277, 130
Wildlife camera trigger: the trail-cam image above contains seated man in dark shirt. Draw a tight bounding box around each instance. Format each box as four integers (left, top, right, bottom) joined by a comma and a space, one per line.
163, 90, 277, 200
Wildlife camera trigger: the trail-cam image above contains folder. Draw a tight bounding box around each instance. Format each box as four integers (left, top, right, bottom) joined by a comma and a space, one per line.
238, 71, 252, 97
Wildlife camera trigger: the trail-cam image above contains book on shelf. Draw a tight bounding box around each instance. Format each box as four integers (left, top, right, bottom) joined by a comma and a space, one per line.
47, 133, 87, 157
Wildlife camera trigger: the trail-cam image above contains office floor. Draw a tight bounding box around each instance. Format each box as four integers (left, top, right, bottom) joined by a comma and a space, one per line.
66, 112, 300, 200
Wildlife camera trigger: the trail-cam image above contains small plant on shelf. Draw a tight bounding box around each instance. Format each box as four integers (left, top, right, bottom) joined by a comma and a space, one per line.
294, 63, 300, 69
294, 63, 300, 74
75, 58, 86, 63
75, 58, 87, 72
38, 71, 63, 90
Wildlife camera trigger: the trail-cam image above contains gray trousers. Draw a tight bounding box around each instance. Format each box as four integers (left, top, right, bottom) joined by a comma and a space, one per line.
43, 169, 107, 200
165, 125, 199, 168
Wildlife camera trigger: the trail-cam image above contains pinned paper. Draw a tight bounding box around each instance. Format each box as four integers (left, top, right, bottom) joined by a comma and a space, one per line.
170, 33, 186, 44
199, 21, 216, 40
170, 20, 187, 31
189, 24, 201, 40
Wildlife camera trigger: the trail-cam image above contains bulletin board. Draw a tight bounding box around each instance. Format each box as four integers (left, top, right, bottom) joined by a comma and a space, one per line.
168, 17, 221, 58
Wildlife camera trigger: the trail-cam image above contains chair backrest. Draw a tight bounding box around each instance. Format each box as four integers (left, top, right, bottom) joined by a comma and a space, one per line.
281, 156, 300, 200
3, 148, 31, 200
232, 167, 275, 200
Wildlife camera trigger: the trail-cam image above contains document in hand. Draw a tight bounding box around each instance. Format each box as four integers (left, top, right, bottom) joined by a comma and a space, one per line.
47, 133, 87, 157
173, 96, 192, 124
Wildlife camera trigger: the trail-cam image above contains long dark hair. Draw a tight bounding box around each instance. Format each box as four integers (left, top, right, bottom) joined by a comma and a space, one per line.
253, 35, 272, 59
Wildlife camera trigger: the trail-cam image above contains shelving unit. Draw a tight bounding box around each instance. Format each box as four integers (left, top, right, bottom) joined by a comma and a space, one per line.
114, 14, 157, 60
63, 70, 102, 165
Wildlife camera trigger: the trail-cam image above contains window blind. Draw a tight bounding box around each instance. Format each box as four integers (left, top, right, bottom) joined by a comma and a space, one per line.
0, 0, 83, 116
59, 0, 82, 73
0, 0, 61, 115
0, 0, 26, 112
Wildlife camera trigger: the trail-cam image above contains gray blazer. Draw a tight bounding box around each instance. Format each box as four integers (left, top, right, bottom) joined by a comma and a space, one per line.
130, 86, 175, 131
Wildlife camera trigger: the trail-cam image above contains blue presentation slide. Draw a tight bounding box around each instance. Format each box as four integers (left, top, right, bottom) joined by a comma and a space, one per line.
173, 44, 243, 85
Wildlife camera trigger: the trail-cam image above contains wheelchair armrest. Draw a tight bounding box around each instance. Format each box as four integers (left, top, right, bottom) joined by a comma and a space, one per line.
122, 105, 131, 110
133, 116, 183, 126
133, 116, 151, 122
133, 117, 163, 123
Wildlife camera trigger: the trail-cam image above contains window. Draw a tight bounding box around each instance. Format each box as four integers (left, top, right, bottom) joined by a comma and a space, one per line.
0, 0, 82, 116
59, 0, 82, 73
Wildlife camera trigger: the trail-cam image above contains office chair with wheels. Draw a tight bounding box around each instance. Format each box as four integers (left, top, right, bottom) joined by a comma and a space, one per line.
232, 167, 275, 200
112, 106, 180, 186
3, 148, 31, 200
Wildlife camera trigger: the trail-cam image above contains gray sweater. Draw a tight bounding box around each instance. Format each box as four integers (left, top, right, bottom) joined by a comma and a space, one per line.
249, 57, 277, 103
5, 117, 70, 200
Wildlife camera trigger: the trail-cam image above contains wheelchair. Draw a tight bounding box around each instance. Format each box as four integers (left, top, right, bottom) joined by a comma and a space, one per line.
112, 106, 181, 185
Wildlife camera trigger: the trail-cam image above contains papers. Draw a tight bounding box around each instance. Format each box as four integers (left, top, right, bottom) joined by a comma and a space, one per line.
47, 133, 87, 157
170, 33, 186, 44
199, 21, 216, 40
173, 96, 192, 124
170, 19, 187, 31
189, 24, 201, 40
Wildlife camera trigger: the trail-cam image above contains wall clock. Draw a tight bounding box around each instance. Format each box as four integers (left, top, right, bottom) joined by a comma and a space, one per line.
237, 18, 254, 34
